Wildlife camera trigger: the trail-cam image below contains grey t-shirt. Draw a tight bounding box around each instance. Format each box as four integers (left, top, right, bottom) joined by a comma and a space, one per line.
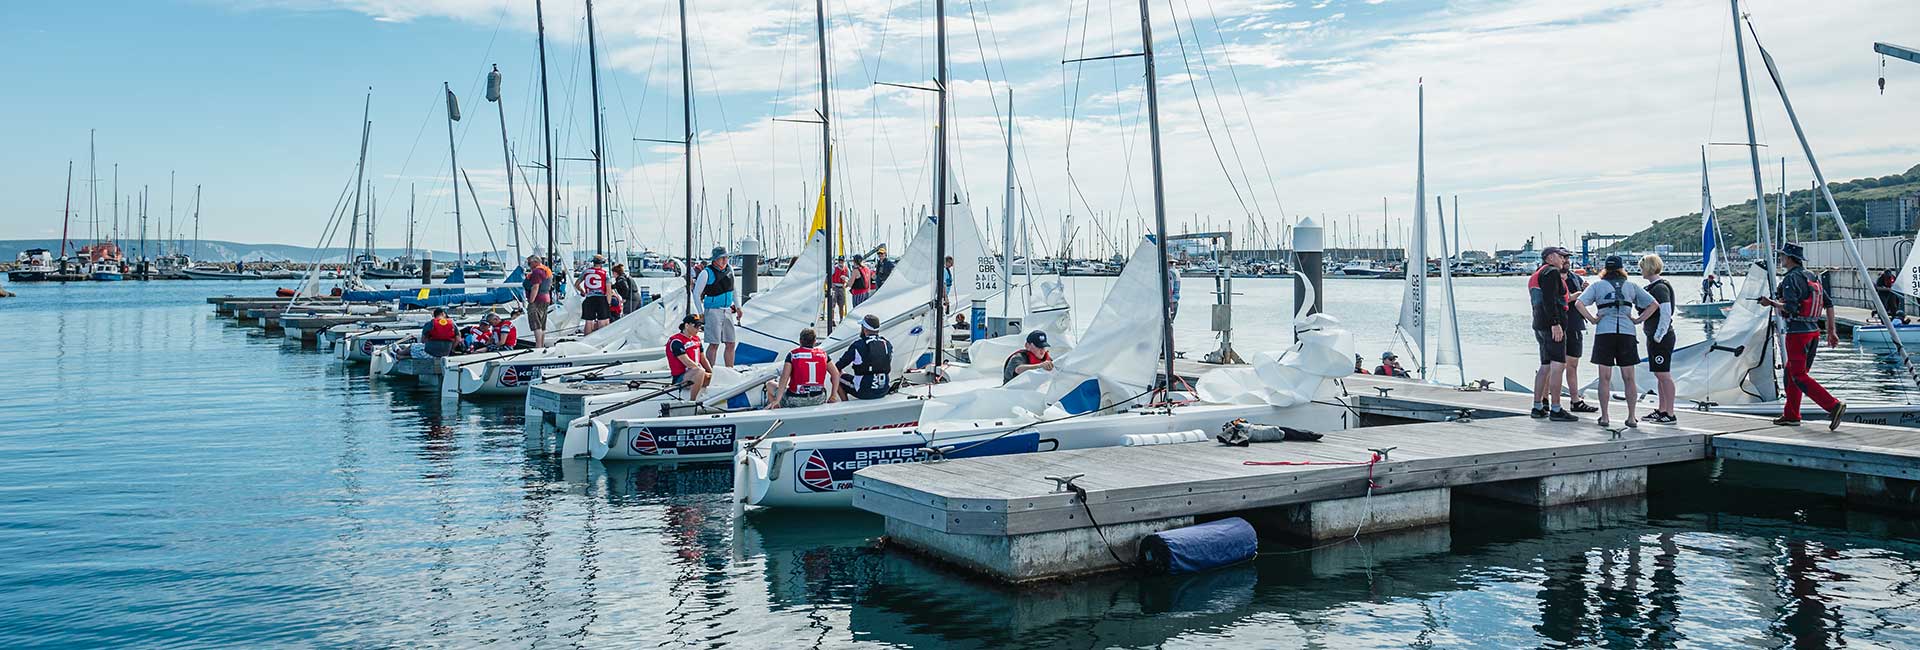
1577, 277, 1655, 336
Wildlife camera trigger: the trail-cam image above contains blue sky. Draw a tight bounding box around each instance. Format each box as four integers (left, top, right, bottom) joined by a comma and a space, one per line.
3, 0, 1917, 259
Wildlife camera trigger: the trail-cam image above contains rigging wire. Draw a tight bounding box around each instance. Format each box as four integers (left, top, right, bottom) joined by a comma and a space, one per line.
1165, 0, 1256, 220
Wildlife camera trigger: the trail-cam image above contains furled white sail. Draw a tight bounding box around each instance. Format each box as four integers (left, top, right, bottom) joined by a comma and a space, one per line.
1433, 199, 1463, 383
1586, 263, 1778, 404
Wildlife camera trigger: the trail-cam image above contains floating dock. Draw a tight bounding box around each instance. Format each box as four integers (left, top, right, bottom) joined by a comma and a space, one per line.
854, 375, 1920, 582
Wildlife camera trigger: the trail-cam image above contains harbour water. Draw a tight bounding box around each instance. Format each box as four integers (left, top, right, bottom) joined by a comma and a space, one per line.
5, 278, 1920, 648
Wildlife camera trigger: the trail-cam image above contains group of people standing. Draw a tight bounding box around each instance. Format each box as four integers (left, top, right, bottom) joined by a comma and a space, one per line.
1527, 242, 1845, 430
827, 249, 897, 324
1529, 246, 1681, 427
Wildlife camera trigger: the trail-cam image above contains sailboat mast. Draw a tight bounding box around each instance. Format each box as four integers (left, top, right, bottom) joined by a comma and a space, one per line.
536, 0, 557, 260
1137, 0, 1176, 396
349, 92, 371, 272
815, 0, 833, 332
586, 0, 607, 257
1002, 88, 1015, 320
60, 161, 72, 263
191, 185, 201, 260
1413, 80, 1428, 378
1730, 0, 1773, 284
88, 130, 97, 247
933, 0, 950, 368
681, 0, 695, 312
488, 64, 521, 262
444, 82, 465, 266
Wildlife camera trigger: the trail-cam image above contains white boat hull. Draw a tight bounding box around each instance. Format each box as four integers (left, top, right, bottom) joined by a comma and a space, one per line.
739, 399, 1352, 510
449, 348, 668, 397
590, 394, 932, 462
1852, 324, 1920, 350
1676, 301, 1732, 318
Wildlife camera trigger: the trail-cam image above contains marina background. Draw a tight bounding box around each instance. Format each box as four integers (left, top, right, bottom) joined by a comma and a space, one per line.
5, 278, 1919, 647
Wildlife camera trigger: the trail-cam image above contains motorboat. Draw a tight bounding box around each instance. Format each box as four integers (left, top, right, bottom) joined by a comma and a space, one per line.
8, 249, 57, 282
1335, 259, 1390, 277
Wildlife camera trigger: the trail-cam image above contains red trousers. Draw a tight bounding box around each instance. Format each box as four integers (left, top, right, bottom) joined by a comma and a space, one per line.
1783, 331, 1839, 420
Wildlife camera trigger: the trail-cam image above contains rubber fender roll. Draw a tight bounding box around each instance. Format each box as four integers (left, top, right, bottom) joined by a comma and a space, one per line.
1138, 517, 1258, 575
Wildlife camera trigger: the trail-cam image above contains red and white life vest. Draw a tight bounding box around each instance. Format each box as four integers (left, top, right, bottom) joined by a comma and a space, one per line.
785, 347, 831, 395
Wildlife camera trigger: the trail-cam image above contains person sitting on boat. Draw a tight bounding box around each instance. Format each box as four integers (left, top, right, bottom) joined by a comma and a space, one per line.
457, 325, 488, 354
837, 315, 895, 401
667, 314, 710, 400
1877, 269, 1903, 322
1373, 351, 1411, 378
577, 256, 612, 335
483, 312, 518, 351
1701, 274, 1723, 303
1003, 330, 1055, 384
421, 308, 459, 358
1757, 243, 1846, 429
1353, 354, 1369, 375
768, 328, 839, 409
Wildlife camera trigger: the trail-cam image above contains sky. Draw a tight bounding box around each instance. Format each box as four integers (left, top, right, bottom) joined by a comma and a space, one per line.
2, 0, 1916, 260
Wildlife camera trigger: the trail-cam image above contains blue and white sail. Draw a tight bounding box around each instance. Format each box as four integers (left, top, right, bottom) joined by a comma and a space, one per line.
1700, 146, 1720, 280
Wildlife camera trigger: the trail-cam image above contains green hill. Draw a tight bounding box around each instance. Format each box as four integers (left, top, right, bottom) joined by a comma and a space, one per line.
1607, 163, 1920, 254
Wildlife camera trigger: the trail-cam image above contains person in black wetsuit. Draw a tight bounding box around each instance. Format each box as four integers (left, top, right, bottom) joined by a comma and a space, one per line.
836, 314, 895, 401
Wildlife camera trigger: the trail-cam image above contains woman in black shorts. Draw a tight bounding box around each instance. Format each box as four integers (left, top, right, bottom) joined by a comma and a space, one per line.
1573, 255, 1659, 429
1639, 255, 1678, 424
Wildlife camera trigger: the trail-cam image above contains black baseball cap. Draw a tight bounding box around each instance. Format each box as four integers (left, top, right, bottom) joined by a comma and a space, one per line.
1026, 330, 1049, 348
681, 314, 703, 326
1603, 254, 1624, 269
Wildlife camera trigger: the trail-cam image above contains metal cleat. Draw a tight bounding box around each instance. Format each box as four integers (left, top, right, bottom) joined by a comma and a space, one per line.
1366, 447, 1397, 462
1044, 474, 1086, 494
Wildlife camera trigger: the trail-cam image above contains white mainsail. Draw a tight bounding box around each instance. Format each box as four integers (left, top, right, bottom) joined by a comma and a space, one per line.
1394, 81, 1428, 373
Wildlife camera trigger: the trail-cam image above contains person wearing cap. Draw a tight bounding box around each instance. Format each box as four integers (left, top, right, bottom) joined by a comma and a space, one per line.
836, 314, 895, 401
483, 312, 518, 351
1701, 273, 1723, 303
666, 314, 710, 400
848, 256, 875, 307
1352, 354, 1370, 375
692, 247, 743, 367
1003, 330, 1056, 384
1528, 247, 1579, 422
609, 262, 637, 321
828, 255, 850, 323
1573, 254, 1657, 429
523, 254, 552, 348
1373, 351, 1410, 378
576, 255, 612, 335
872, 246, 895, 289
1758, 242, 1846, 428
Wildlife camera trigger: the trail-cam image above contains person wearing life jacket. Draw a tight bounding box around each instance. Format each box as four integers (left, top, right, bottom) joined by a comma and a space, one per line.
1527, 247, 1579, 422
1701, 273, 1723, 303
1758, 243, 1846, 428
1003, 330, 1055, 384
1639, 255, 1679, 425
836, 314, 895, 401
666, 314, 710, 400
576, 256, 612, 335
828, 256, 851, 324
848, 257, 875, 307
1352, 354, 1370, 375
691, 247, 742, 367
483, 312, 518, 351
873, 246, 895, 289
767, 328, 839, 409
1373, 351, 1411, 378
1573, 255, 1657, 429
523, 254, 553, 348
420, 307, 459, 358
609, 263, 637, 320
1559, 258, 1596, 414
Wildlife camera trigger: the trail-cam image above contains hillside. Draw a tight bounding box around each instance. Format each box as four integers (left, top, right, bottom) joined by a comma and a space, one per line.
1607, 163, 1920, 253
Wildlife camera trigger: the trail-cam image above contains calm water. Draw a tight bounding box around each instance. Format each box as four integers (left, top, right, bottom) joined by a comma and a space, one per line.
4, 277, 1920, 649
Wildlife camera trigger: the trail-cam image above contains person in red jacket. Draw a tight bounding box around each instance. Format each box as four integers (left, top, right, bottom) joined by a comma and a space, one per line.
421, 308, 458, 358
768, 328, 839, 409
666, 314, 710, 400
483, 313, 518, 351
